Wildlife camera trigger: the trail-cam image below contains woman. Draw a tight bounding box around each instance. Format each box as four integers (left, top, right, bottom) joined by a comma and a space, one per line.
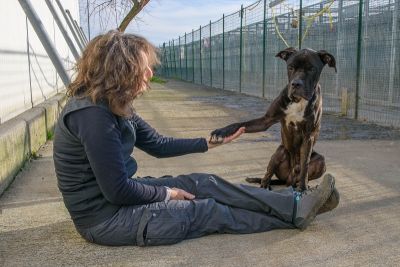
54, 30, 337, 246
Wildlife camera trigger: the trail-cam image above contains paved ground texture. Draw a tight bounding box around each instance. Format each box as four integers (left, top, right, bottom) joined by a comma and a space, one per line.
1, 80, 400, 267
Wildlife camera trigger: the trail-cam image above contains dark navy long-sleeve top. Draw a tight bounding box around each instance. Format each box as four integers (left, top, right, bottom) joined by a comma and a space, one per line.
54, 97, 208, 228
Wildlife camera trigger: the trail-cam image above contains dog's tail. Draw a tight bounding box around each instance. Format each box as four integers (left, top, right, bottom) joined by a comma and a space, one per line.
245, 177, 286, 185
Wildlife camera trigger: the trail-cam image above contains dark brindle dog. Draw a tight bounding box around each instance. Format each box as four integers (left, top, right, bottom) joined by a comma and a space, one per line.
210, 47, 336, 191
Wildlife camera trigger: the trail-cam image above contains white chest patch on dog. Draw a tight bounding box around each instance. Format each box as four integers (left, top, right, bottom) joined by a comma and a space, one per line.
285, 99, 308, 127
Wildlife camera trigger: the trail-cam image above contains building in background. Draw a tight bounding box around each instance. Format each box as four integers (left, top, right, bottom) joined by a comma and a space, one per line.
0, 0, 81, 124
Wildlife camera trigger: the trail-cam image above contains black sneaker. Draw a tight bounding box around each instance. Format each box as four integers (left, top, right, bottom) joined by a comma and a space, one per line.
293, 174, 335, 230
317, 187, 340, 215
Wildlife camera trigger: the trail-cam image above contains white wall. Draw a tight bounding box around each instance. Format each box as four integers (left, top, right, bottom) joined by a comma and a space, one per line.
0, 0, 81, 124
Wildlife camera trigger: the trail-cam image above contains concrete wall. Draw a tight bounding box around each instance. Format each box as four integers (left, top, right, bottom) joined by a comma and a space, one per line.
0, 0, 80, 124
0, 93, 66, 196
0, 1, 81, 195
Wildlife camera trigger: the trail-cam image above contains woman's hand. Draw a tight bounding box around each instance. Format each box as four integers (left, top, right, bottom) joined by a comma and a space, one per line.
169, 187, 195, 200
207, 127, 245, 149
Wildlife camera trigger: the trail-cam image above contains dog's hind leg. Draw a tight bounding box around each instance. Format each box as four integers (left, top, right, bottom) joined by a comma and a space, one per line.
259, 145, 289, 189
246, 145, 289, 188
246, 145, 284, 185
307, 151, 326, 181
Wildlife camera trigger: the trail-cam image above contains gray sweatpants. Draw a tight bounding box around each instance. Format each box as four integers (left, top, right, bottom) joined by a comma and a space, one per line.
76, 173, 296, 246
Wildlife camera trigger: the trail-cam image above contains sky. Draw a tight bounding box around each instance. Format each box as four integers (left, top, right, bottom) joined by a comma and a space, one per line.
80, 0, 256, 46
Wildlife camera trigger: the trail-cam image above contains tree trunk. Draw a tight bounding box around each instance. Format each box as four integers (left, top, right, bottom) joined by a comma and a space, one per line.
118, 0, 150, 32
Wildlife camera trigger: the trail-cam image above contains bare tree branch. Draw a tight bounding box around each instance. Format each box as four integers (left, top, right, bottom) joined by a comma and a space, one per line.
88, 0, 150, 34
118, 0, 150, 32
90, 0, 113, 16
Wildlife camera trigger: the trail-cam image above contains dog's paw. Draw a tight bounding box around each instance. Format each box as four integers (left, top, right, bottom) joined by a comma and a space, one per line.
210, 123, 241, 144
260, 179, 271, 189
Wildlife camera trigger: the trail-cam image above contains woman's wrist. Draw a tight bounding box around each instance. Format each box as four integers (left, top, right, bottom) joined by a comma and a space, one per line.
164, 187, 172, 202
207, 140, 220, 149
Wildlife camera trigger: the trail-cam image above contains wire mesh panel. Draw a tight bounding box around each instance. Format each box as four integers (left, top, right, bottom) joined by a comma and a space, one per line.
158, 0, 400, 127
163, 42, 171, 78
193, 29, 201, 84
224, 11, 241, 92
301, 0, 345, 114
167, 43, 173, 78
173, 38, 181, 79
179, 35, 186, 80
163, 42, 169, 77
358, 0, 400, 126
158, 43, 168, 77
201, 23, 212, 87
177, 37, 183, 80
241, 1, 264, 97
171, 39, 177, 79
211, 18, 224, 89
186, 31, 195, 82
168, 42, 173, 78
328, 0, 358, 116
171, 39, 178, 78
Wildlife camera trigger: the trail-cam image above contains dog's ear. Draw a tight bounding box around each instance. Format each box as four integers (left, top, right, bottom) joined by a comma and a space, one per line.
318, 50, 337, 72
275, 47, 297, 61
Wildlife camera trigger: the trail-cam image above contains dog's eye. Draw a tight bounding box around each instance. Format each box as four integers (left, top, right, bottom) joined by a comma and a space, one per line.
310, 67, 316, 72
288, 66, 294, 72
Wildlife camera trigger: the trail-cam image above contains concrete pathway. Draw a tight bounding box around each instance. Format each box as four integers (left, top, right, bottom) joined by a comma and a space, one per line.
1, 80, 400, 266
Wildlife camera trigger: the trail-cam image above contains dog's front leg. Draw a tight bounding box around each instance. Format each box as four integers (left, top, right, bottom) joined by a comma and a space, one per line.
210, 94, 286, 142
210, 116, 277, 143
287, 152, 297, 188
298, 138, 313, 191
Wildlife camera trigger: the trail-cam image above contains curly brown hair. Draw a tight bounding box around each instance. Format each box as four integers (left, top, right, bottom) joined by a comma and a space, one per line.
67, 30, 159, 117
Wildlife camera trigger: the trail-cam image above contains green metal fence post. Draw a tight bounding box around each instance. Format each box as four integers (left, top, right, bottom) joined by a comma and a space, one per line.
168, 41, 171, 77
299, 0, 303, 49
355, 0, 364, 120
170, 42, 173, 77
192, 29, 195, 82
162, 42, 166, 77
239, 5, 243, 93
222, 13, 225, 90
168, 40, 172, 77
262, 0, 267, 98
179, 36, 182, 79
200, 25, 203, 84
171, 40, 174, 77
209, 20, 212, 87
168, 40, 171, 76
172, 39, 176, 77
388, 0, 399, 102
185, 32, 188, 80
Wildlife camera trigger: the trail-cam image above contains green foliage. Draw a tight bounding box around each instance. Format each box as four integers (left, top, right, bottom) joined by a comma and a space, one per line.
31, 151, 38, 160
47, 131, 54, 140
150, 76, 167, 84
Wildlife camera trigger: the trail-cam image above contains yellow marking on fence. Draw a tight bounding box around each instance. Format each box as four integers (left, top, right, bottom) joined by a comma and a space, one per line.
271, 0, 335, 48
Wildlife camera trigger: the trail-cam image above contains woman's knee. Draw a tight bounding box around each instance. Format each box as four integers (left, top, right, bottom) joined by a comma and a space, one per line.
175, 173, 217, 188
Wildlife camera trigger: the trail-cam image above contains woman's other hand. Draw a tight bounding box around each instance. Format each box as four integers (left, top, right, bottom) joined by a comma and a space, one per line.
169, 188, 195, 200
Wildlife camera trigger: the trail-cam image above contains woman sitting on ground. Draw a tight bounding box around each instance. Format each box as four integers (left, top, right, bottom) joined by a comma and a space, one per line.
53, 30, 338, 246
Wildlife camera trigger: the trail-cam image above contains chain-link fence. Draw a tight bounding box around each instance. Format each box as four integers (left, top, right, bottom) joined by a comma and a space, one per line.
158, 0, 400, 128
